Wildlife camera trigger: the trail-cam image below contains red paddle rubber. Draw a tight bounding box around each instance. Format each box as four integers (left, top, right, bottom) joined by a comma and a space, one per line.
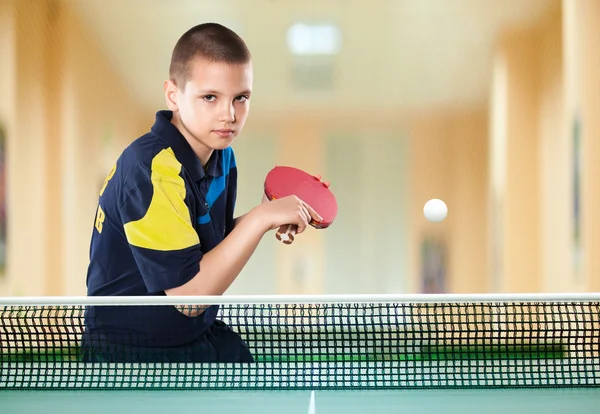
264, 167, 337, 245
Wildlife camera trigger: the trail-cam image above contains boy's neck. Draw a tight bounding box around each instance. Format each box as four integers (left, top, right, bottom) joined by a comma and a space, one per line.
170, 111, 213, 167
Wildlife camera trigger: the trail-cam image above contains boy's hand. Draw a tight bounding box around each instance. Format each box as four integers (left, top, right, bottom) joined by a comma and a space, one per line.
256, 195, 322, 235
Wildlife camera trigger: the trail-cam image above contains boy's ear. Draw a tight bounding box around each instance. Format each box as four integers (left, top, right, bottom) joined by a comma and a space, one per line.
164, 80, 178, 111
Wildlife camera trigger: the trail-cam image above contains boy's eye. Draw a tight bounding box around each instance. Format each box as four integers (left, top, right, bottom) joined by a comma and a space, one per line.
202, 94, 249, 103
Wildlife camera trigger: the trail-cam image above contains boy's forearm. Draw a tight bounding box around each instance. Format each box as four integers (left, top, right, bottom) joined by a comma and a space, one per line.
165, 208, 265, 298
233, 213, 247, 227
232, 193, 267, 227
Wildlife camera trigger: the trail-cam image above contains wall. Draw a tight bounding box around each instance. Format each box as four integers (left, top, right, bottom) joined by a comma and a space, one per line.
0, 0, 16, 294
408, 108, 489, 294
234, 113, 412, 295
538, 7, 569, 292
562, 0, 600, 292
488, 1, 600, 293
0, 0, 147, 296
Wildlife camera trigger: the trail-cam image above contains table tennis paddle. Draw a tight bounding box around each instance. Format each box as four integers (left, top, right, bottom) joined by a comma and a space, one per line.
264, 165, 338, 244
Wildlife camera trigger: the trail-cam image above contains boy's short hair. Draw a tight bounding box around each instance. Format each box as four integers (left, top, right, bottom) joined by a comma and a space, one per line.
169, 22, 251, 89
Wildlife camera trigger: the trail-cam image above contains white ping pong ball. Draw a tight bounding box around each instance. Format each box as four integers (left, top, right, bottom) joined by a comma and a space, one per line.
423, 199, 448, 222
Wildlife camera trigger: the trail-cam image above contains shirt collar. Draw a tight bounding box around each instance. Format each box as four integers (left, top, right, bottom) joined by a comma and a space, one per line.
150, 110, 223, 180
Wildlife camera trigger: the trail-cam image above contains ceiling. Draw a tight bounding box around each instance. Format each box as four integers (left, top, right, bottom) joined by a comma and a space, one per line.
68, 0, 557, 115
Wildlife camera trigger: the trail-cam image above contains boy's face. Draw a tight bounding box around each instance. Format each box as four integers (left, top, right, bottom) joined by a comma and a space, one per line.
165, 56, 253, 162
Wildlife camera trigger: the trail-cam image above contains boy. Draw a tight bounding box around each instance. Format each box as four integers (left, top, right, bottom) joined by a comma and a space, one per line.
82, 23, 321, 363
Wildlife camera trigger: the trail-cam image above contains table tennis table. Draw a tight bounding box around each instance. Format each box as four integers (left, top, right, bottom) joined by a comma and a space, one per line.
3, 387, 600, 413
1, 294, 600, 413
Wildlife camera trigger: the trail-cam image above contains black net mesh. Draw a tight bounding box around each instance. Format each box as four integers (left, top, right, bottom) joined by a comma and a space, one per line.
1, 299, 599, 390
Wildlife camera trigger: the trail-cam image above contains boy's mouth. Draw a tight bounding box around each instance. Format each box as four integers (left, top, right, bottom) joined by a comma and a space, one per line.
212, 129, 235, 138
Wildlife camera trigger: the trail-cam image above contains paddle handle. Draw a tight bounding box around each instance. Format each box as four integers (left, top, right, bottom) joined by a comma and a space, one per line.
264, 192, 298, 245
276, 224, 297, 245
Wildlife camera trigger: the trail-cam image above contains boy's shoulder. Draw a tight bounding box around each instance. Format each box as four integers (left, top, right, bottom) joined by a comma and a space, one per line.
120, 131, 168, 170
104, 132, 173, 200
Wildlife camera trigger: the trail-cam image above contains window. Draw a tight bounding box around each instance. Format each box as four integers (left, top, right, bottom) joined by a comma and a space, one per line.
287, 23, 341, 56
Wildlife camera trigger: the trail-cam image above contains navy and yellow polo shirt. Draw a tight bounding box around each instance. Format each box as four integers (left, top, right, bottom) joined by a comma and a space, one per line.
85, 110, 237, 347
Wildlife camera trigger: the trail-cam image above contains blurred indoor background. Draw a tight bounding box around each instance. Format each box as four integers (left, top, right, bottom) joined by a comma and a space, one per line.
0, 0, 598, 297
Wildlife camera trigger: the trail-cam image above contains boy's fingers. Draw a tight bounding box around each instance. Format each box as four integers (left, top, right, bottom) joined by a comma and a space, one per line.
302, 201, 323, 222
302, 205, 311, 222
297, 206, 311, 233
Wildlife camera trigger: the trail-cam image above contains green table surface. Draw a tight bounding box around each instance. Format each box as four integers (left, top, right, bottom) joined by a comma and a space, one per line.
2, 388, 600, 414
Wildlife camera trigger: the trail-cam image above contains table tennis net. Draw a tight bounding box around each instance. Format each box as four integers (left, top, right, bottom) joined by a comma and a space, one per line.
1, 298, 599, 390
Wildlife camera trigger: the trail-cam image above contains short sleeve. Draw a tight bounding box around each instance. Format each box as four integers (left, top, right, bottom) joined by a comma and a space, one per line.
120, 148, 202, 293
